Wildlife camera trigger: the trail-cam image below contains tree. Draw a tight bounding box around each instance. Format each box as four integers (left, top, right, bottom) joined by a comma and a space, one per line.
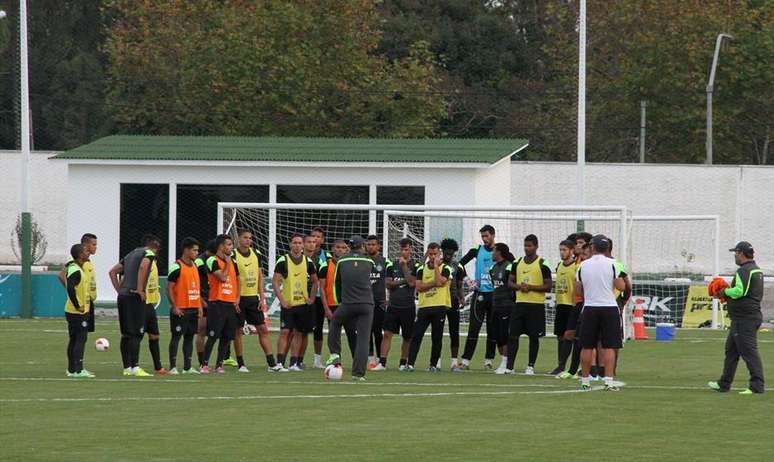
103, 0, 445, 138
0, 1, 111, 151
540, 0, 774, 164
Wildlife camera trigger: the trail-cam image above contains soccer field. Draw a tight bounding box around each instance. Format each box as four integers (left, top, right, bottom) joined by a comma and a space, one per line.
1, 319, 772, 462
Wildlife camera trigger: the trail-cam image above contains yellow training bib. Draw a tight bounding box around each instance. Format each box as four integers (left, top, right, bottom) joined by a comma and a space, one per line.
514, 257, 548, 304
64, 264, 91, 314
146, 259, 160, 305
282, 255, 310, 307
234, 248, 261, 297
555, 261, 577, 306
418, 264, 451, 308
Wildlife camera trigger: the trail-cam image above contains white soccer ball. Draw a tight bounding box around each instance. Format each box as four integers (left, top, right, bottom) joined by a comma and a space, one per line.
324, 364, 343, 381
0, 11, 7, 19
95, 338, 110, 351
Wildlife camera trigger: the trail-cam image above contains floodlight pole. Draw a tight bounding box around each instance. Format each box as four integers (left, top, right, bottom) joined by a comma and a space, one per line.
576, 0, 587, 231
706, 33, 733, 165
19, 2, 33, 318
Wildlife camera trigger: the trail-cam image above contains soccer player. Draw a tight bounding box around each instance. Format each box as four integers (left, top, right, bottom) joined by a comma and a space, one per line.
166, 237, 203, 374
201, 234, 241, 374
59, 234, 98, 333
459, 225, 497, 370
377, 238, 419, 371
366, 235, 389, 369
550, 239, 578, 376
319, 239, 357, 356
575, 235, 626, 391
195, 239, 216, 368
709, 241, 765, 395
325, 236, 375, 381
490, 243, 516, 374
136, 236, 167, 374
309, 227, 332, 369
440, 238, 466, 371
506, 234, 552, 375
64, 243, 95, 378
108, 234, 161, 377
233, 229, 282, 372
407, 243, 452, 372
273, 234, 318, 371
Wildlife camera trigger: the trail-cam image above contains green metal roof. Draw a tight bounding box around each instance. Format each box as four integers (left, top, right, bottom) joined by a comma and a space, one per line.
54, 135, 528, 164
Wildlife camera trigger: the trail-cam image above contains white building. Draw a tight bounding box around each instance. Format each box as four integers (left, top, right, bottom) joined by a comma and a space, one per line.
51, 136, 526, 301
2, 136, 772, 307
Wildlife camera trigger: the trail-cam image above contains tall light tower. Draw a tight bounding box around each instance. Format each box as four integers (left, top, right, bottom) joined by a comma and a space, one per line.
706, 33, 733, 165
577, 0, 587, 207
16, 2, 33, 318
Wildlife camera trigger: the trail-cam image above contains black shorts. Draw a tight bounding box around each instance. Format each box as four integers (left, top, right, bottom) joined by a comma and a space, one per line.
383, 304, 416, 339
512, 303, 546, 337
566, 302, 583, 332
313, 298, 325, 341
492, 304, 512, 346
87, 301, 95, 332
66, 312, 90, 337
238, 296, 265, 326
554, 304, 574, 337
117, 293, 145, 337
579, 307, 623, 349
206, 301, 238, 341
170, 309, 199, 336
144, 304, 160, 336
280, 304, 314, 334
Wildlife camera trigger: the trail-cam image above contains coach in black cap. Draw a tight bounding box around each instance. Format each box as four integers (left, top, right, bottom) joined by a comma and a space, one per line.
709, 241, 765, 394
326, 235, 376, 381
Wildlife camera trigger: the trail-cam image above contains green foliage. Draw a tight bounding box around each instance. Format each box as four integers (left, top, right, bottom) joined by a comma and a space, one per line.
103, 0, 445, 138
0, 1, 111, 151
540, 0, 773, 164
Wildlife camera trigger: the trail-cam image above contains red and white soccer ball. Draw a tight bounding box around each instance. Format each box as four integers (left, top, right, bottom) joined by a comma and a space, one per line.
95, 338, 110, 352
324, 364, 343, 381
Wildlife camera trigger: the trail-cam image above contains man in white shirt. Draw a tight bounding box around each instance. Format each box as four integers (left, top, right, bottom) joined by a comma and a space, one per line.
574, 235, 626, 391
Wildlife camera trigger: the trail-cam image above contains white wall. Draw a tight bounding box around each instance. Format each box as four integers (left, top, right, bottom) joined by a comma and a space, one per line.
5, 151, 772, 298
0, 151, 68, 265
66, 162, 480, 301
511, 162, 774, 274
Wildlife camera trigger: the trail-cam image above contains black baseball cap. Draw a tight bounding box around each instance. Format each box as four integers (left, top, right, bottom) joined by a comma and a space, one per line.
349, 235, 365, 247
590, 234, 610, 251
729, 241, 754, 255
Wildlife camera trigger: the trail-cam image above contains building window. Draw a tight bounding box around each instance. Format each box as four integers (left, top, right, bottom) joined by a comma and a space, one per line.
277, 185, 369, 204
274, 185, 370, 254
176, 184, 269, 258
120, 184, 169, 274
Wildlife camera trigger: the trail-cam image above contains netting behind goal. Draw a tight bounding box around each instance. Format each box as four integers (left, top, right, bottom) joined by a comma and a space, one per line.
221, 205, 372, 275
219, 203, 721, 331
383, 207, 628, 329
626, 216, 721, 328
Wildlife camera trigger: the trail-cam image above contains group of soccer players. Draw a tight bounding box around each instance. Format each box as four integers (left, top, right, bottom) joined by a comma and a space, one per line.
62, 223, 630, 390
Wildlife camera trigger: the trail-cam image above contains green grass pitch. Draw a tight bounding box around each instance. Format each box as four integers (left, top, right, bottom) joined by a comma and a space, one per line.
1, 318, 772, 461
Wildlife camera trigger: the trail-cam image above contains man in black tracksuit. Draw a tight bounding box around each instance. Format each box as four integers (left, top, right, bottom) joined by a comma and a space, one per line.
710, 241, 765, 394
327, 236, 375, 381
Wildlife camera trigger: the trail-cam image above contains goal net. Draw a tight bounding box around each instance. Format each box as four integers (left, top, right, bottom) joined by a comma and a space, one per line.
626, 215, 722, 330
383, 206, 628, 333
219, 203, 630, 332
218, 203, 721, 332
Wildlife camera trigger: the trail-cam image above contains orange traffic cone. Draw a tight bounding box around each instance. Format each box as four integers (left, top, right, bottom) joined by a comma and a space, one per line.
633, 303, 648, 340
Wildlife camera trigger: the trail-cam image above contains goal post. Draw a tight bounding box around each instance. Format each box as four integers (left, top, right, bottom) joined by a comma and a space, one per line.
219, 202, 629, 327
216, 202, 722, 331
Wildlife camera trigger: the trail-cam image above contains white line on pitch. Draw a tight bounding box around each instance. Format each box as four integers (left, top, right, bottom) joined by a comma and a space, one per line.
0, 377, 202, 383
0, 389, 589, 404
2, 377, 769, 393
0, 377, 557, 388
